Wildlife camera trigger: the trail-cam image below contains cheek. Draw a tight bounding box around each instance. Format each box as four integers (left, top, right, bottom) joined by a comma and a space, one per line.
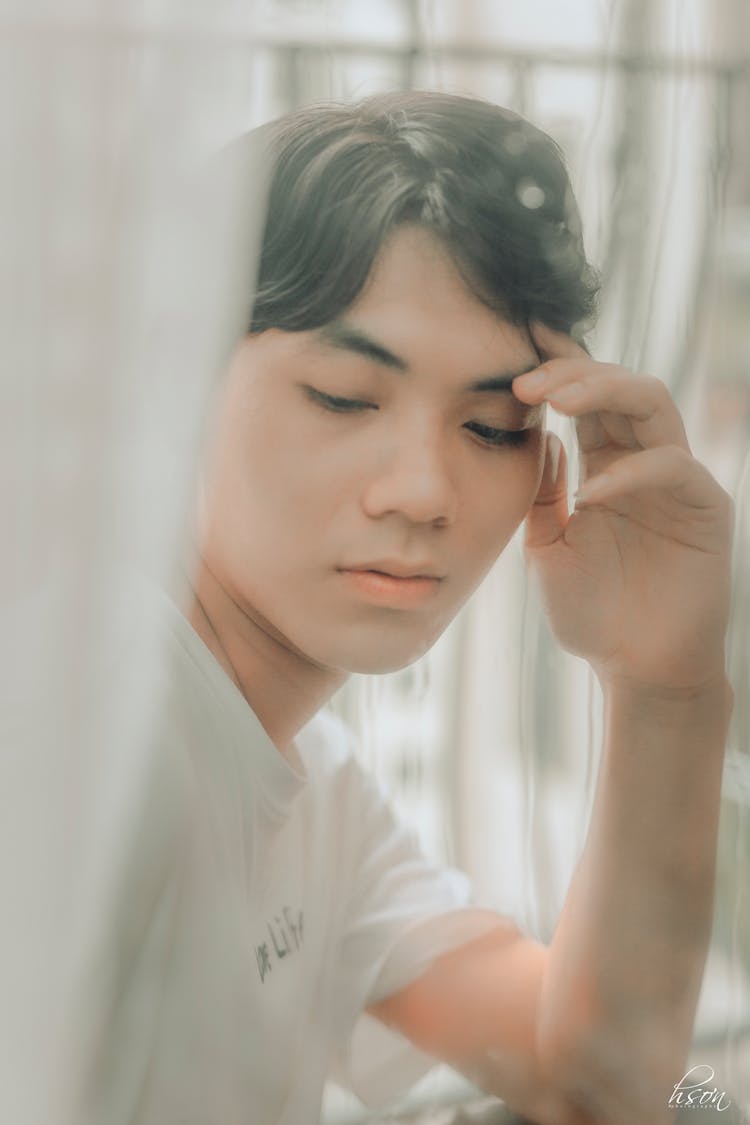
234, 431, 352, 572
452, 443, 543, 583
468, 436, 545, 531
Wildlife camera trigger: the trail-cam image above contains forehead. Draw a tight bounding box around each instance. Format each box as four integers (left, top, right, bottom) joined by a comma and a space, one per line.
341, 224, 536, 366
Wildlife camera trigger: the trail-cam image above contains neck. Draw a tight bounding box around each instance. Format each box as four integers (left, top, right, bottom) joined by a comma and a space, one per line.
186, 560, 347, 754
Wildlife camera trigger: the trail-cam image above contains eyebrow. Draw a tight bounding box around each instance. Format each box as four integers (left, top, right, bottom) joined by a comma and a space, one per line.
318, 322, 408, 372
317, 320, 539, 393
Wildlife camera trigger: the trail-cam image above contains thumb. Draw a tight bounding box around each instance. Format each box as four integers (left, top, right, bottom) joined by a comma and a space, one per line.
524, 431, 569, 551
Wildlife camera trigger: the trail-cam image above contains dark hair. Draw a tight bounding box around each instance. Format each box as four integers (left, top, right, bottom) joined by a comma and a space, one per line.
248, 90, 599, 337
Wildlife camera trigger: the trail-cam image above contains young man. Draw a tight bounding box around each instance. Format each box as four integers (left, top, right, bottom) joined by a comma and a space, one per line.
102, 92, 735, 1124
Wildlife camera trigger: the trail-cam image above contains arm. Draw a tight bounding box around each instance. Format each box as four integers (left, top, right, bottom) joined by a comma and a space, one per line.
536, 675, 733, 1118
371, 326, 735, 1123
370, 678, 732, 1124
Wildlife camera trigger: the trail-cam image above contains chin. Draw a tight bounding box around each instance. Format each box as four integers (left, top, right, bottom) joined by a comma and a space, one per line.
324, 628, 443, 676
341, 652, 426, 675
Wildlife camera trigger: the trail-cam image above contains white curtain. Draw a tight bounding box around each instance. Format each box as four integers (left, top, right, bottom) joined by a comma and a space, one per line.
0, 3, 267, 1120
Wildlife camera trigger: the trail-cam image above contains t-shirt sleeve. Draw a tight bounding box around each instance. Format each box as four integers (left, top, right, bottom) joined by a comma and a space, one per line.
326, 743, 505, 1107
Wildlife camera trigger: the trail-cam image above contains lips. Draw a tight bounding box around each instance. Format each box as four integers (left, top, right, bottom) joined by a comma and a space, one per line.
341, 560, 444, 579
337, 565, 444, 608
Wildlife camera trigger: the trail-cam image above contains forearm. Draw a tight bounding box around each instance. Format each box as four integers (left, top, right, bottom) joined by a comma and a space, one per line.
538, 674, 734, 1117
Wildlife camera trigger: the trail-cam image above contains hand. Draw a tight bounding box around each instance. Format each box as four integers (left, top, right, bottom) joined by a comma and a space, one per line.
512, 323, 734, 693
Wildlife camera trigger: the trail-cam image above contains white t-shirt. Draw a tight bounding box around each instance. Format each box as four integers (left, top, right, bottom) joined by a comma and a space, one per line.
90, 575, 503, 1124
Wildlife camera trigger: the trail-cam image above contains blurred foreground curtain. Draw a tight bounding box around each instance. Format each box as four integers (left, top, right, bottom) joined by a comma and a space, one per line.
0, 3, 267, 1121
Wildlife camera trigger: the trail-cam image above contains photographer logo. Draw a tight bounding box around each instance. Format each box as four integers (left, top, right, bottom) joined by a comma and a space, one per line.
669, 1065, 732, 1112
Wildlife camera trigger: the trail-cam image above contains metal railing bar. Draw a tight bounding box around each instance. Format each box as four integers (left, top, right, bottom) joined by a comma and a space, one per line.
0, 18, 747, 80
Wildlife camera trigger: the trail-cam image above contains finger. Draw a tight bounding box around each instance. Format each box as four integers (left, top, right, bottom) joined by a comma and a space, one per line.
530, 319, 590, 361
524, 431, 569, 550
574, 444, 727, 517
571, 409, 611, 455
514, 364, 691, 453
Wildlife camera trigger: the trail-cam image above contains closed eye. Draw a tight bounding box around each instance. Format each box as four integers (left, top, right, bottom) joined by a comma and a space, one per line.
305, 386, 529, 447
304, 386, 377, 413
465, 421, 530, 448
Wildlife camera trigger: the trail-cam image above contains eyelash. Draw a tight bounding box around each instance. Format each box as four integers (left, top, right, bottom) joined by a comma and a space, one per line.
305, 387, 376, 413
465, 422, 530, 448
305, 387, 529, 449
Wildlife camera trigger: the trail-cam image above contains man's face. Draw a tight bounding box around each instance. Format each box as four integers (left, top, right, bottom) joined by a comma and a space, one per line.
198, 224, 546, 674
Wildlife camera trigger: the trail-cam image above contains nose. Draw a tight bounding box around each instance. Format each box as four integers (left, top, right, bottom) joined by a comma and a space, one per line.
360, 420, 458, 527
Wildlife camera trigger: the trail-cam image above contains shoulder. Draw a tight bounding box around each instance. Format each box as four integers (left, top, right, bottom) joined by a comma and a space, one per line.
294, 709, 398, 839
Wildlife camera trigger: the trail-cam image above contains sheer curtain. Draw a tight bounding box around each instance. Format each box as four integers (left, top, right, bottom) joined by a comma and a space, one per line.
0, 3, 267, 1120
1, 2, 748, 1123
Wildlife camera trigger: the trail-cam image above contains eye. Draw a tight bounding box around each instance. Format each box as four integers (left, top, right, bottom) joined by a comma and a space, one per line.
304, 386, 377, 413
465, 421, 531, 448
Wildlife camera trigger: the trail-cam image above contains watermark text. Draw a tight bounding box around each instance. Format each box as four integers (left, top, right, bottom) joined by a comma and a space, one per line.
669, 1065, 732, 1112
